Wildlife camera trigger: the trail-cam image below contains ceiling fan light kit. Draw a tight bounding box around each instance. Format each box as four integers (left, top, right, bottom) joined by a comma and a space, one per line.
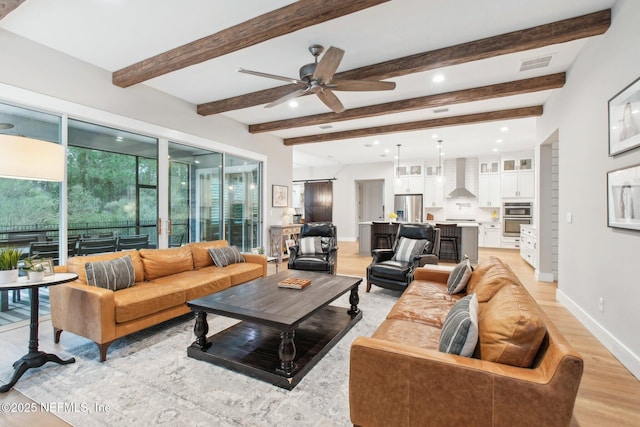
238, 44, 396, 113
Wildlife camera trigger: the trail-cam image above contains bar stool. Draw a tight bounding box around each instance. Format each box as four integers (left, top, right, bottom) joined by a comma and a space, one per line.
371, 221, 395, 252
436, 223, 459, 262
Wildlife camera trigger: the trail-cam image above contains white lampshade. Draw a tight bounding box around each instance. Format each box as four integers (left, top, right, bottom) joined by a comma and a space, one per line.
0, 135, 65, 182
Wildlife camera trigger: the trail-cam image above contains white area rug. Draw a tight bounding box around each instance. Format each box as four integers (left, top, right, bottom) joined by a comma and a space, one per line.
2, 286, 399, 426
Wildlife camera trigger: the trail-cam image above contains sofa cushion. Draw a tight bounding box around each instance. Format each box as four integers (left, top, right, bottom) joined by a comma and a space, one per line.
113, 282, 186, 324
447, 258, 473, 294
189, 240, 229, 269
387, 283, 461, 329
439, 293, 479, 357
209, 246, 245, 267
373, 318, 441, 350
139, 246, 194, 281
67, 250, 144, 284
466, 258, 520, 303
149, 268, 231, 300
220, 262, 265, 286
299, 236, 322, 254
84, 254, 135, 291
392, 237, 427, 263
369, 260, 412, 281
477, 284, 547, 368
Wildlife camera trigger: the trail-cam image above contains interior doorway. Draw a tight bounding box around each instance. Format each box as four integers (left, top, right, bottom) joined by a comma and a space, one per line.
356, 179, 385, 224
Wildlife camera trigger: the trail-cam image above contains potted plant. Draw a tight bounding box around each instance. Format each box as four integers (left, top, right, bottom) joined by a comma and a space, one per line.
23, 257, 46, 281
388, 212, 398, 222
0, 247, 23, 284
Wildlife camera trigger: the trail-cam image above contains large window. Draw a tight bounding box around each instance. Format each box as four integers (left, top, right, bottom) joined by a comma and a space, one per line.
0, 102, 61, 246
225, 155, 262, 251
67, 120, 158, 244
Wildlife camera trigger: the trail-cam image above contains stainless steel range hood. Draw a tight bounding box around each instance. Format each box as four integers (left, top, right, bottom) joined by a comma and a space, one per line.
447, 158, 476, 199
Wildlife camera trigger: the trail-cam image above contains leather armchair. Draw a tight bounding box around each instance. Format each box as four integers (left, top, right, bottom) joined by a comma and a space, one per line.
366, 223, 439, 292
288, 222, 338, 274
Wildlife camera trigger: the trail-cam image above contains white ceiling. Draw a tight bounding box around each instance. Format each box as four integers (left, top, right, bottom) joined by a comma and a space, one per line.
0, 0, 616, 168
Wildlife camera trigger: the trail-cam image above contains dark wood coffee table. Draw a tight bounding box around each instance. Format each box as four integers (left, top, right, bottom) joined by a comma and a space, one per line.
186, 270, 362, 390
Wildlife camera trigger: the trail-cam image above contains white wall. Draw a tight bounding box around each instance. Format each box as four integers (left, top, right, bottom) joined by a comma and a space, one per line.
293, 162, 394, 241
0, 29, 292, 230
538, 0, 640, 379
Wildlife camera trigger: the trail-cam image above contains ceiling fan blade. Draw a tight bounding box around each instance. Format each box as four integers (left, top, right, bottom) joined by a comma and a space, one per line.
265, 87, 310, 108
313, 46, 344, 83
328, 79, 396, 91
316, 89, 345, 113
237, 68, 306, 86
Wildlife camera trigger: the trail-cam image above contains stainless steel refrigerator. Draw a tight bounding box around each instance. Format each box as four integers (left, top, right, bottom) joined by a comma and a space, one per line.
394, 194, 423, 223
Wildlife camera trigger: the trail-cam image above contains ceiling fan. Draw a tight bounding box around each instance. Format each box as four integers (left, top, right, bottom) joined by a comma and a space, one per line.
238, 44, 396, 113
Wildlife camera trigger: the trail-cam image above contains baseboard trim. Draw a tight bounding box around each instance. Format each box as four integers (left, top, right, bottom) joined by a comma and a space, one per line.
557, 289, 640, 380
535, 270, 555, 282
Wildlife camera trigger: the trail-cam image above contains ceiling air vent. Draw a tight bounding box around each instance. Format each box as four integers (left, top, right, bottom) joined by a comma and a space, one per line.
319, 124, 333, 129
519, 55, 553, 72
433, 107, 449, 114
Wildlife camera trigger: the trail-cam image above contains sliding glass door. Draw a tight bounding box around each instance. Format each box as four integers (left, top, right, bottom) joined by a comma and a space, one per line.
224, 155, 262, 251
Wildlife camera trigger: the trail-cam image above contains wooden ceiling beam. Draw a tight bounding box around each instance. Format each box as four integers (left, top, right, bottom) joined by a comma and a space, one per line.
112, 0, 390, 88
283, 106, 543, 146
197, 9, 609, 116
0, 0, 26, 20
250, 73, 564, 133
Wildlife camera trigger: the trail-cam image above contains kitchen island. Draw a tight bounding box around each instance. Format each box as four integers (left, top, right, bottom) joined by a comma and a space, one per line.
358, 221, 478, 264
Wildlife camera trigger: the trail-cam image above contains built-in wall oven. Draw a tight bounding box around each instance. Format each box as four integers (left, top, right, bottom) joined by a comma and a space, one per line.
503, 202, 532, 237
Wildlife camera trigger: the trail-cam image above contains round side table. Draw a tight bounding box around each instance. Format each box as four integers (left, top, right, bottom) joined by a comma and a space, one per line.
0, 272, 78, 393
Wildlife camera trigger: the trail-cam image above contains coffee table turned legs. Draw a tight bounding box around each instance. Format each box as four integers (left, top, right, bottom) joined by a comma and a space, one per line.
348, 287, 361, 316
277, 331, 296, 375
193, 311, 211, 351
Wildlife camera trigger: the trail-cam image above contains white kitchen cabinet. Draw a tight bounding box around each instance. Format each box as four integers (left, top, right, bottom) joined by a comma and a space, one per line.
424, 175, 445, 208
394, 175, 424, 194
478, 174, 501, 207
520, 224, 537, 268
479, 159, 500, 174
479, 222, 502, 248
501, 170, 534, 198
502, 156, 533, 173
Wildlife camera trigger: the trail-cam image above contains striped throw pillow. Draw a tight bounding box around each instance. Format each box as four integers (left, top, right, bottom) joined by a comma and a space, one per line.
208, 246, 245, 267
392, 237, 427, 263
439, 293, 479, 357
85, 255, 135, 291
299, 236, 323, 255
447, 258, 473, 294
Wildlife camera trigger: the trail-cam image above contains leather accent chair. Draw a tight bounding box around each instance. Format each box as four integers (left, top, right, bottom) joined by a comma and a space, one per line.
288, 222, 338, 274
366, 223, 440, 292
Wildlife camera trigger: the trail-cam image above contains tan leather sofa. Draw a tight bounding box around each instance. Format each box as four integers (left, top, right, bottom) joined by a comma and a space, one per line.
51, 241, 267, 361
350, 257, 583, 427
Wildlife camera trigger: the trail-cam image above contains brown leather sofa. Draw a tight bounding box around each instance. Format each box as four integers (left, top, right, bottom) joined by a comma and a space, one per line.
350, 257, 583, 427
51, 241, 267, 361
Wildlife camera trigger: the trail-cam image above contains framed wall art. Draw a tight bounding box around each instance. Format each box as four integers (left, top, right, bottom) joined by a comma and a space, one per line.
272, 185, 288, 207
607, 163, 640, 231
609, 76, 640, 156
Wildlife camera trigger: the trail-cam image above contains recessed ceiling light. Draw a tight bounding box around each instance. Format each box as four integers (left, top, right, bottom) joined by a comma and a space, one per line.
492, 148, 499, 152
373, 140, 380, 145
633, 109, 639, 114
432, 74, 445, 83
289, 100, 298, 108
496, 139, 503, 143
194, 160, 200, 164
432, 134, 438, 139
500, 126, 509, 132
116, 136, 123, 141
384, 148, 390, 153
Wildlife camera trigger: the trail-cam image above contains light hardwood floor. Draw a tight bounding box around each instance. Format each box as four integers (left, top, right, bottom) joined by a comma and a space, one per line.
1, 243, 639, 426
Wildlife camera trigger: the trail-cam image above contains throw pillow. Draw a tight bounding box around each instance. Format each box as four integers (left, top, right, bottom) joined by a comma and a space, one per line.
299, 236, 323, 255
447, 258, 473, 294
392, 237, 427, 263
439, 293, 479, 357
209, 246, 245, 268
84, 254, 136, 291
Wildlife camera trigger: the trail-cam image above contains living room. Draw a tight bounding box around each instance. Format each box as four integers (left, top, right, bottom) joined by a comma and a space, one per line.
1, 0, 639, 425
